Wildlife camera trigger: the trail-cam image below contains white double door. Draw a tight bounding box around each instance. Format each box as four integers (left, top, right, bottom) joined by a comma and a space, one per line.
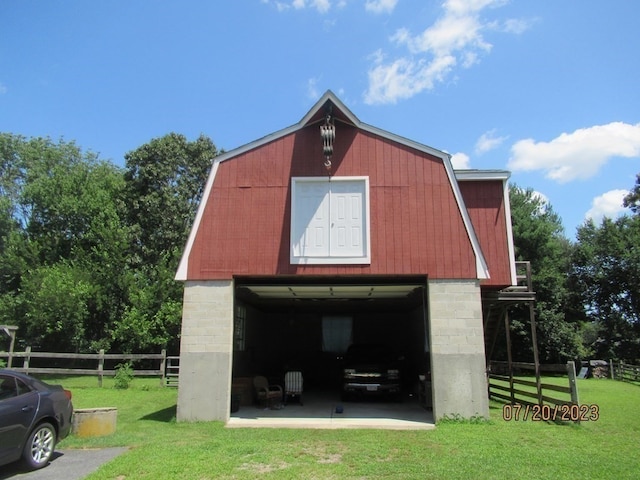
293, 179, 366, 258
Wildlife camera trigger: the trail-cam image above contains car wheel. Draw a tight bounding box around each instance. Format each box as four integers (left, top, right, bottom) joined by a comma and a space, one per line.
22, 422, 56, 470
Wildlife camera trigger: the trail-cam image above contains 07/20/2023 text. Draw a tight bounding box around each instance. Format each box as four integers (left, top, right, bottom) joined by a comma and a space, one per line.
502, 403, 599, 422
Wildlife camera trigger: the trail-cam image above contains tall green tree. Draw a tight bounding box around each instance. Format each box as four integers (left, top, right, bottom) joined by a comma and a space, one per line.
0, 132, 218, 353
124, 133, 217, 267
571, 215, 640, 361
120, 133, 217, 352
0, 134, 130, 351
506, 185, 586, 363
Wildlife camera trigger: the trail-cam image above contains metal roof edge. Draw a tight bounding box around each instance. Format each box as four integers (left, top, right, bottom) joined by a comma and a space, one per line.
455, 169, 511, 181
442, 163, 491, 280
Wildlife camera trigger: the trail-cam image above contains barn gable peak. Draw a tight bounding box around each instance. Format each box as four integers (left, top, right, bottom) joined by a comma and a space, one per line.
299, 90, 360, 129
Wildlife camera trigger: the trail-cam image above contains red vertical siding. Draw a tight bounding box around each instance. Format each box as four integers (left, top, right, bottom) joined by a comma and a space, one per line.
458, 180, 512, 288
188, 125, 478, 280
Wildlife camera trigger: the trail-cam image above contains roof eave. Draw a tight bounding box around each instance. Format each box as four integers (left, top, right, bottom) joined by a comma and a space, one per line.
455, 169, 511, 181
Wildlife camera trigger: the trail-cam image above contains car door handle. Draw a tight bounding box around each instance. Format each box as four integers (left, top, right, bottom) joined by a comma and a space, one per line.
21, 405, 34, 412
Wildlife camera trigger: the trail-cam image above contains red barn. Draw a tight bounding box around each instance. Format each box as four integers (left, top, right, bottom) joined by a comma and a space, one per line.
175, 91, 517, 423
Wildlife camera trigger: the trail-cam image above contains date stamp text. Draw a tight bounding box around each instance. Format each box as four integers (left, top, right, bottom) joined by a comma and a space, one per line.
502, 403, 599, 422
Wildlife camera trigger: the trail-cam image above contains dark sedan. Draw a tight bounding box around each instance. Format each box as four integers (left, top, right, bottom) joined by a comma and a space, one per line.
0, 369, 73, 470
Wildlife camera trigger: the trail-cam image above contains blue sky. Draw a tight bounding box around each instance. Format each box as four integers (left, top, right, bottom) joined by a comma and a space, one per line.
1, 0, 639, 237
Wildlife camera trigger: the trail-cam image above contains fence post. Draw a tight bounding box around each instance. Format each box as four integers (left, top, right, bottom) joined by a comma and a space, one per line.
7, 330, 16, 368
160, 349, 167, 387
610, 359, 615, 380
24, 346, 31, 374
98, 349, 104, 387
504, 311, 515, 404
567, 361, 579, 405
529, 303, 543, 406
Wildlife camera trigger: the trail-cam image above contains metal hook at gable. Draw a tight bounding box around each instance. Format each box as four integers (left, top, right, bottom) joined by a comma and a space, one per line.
320, 105, 335, 172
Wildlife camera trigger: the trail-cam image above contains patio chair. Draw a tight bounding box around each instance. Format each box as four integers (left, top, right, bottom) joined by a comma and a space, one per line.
253, 375, 283, 408
284, 371, 303, 405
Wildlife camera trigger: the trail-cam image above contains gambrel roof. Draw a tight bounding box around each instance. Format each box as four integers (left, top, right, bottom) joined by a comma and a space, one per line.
176, 91, 493, 281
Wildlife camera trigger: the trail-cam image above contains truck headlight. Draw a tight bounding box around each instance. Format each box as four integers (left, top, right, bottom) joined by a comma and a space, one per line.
343, 368, 356, 379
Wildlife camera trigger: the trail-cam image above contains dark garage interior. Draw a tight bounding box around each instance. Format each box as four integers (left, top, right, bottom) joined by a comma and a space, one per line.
231, 276, 431, 408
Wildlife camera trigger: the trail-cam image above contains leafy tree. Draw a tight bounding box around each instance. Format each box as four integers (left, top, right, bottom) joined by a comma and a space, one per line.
113, 254, 184, 352
0, 132, 217, 353
0, 134, 130, 351
0, 132, 218, 353
120, 133, 217, 352
623, 173, 640, 214
505, 185, 586, 363
124, 133, 217, 267
0, 133, 27, 225
571, 216, 640, 361
0, 134, 36, 298
20, 262, 94, 350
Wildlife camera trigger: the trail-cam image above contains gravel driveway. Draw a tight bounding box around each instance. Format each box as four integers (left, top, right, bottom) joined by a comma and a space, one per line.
0, 448, 127, 480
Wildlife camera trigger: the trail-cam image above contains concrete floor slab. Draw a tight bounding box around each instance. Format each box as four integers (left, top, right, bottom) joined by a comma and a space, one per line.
227, 391, 435, 430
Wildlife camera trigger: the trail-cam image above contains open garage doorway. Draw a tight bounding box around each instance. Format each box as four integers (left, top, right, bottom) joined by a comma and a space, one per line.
229, 275, 434, 428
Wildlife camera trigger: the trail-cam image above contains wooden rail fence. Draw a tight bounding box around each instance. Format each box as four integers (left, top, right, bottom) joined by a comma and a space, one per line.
614, 361, 640, 383
488, 360, 579, 420
0, 347, 178, 387
165, 355, 179, 387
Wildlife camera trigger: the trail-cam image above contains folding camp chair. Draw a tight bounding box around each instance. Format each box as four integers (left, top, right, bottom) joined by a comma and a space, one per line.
284, 371, 303, 405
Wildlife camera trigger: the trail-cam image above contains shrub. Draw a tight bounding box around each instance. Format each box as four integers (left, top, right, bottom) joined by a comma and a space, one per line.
114, 362, 134, 389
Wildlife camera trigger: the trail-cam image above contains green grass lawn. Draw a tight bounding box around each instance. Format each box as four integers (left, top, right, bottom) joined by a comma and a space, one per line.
50, 375, 640, 479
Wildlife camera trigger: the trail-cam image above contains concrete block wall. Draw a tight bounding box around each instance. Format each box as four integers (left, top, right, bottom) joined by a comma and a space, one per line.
428, 279, 489, 420
177, 280, 234, 422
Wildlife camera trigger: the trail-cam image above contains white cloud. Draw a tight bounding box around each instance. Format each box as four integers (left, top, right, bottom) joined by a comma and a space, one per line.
0, 83, 7, 95
451, 152, 470, 169
532, 190, 549, 205
585, 189, 629, 224
508, 122, 640, 183
265, 0, 331, 13
313, 0, 331, 13
395, 9, 491, 56
364, 0, 527, 104
501, 18, 534, 34
307, 77, 320, 99
531, 190, 551, 214
267, 1, 291, 12
475, 129, 507, 154
365, 0, 398, 14
444, 0, 507, 15
365, 53, 456, 104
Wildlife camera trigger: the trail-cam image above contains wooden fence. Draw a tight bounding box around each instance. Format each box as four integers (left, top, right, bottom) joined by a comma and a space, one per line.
165, 355, 180, 387
614, 361, 640, 383
0, 347, 176, 387
488, 360, 579, 421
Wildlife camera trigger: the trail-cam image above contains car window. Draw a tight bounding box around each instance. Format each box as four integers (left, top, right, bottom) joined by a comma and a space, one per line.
16, 378, 32, 396
0, 375, 18, 400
